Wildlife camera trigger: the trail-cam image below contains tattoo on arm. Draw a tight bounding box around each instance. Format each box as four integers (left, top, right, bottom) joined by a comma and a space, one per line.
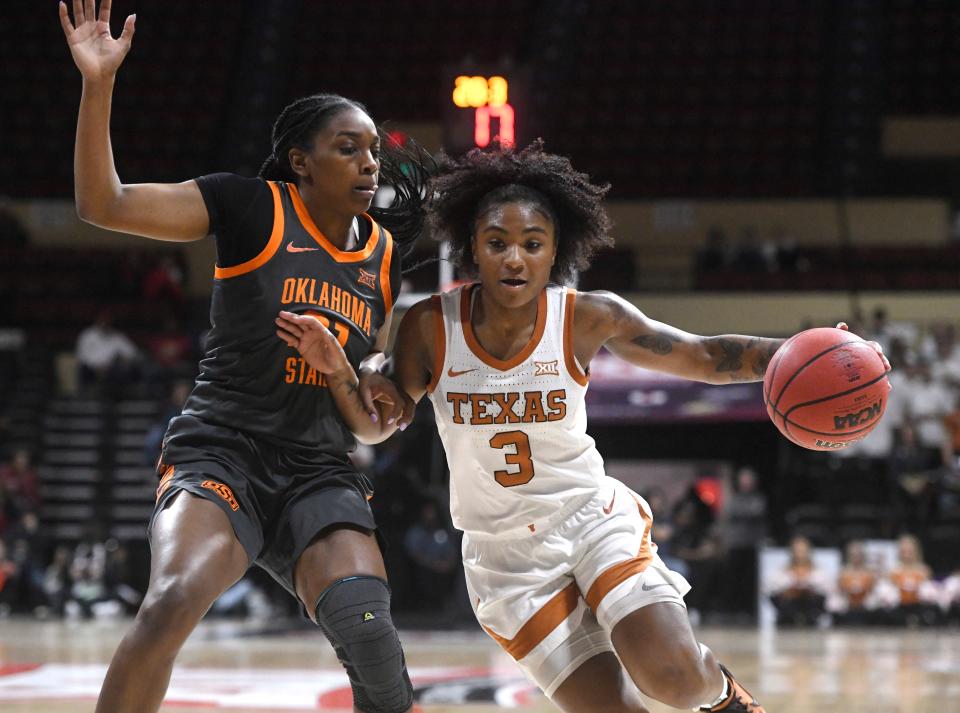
704, 336, 783, 381
328, 371, 360, 396
753, 342, 778, 376
707, 337, 744, 373
632, 331, 681, 355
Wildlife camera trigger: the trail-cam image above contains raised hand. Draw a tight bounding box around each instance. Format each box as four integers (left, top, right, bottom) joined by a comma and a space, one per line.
59, 0, 136, 81
276, 311, 352, 376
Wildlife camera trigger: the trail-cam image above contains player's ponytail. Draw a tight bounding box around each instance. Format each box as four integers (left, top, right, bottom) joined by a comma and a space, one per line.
369, 134, 436, 267
257, 153, 286, 183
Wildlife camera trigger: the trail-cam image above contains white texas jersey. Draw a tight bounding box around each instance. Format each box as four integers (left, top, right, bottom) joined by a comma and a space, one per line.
427, 283, 606, 539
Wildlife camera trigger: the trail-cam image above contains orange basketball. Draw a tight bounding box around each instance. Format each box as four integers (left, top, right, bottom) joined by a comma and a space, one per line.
763, 327, 889, 451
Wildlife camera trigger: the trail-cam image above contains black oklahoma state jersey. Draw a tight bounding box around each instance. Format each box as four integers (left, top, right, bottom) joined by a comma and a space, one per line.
166, 178, 399, 458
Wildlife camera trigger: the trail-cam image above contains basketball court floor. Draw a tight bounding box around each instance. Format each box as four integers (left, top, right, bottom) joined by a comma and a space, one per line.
2, 618, 960, 712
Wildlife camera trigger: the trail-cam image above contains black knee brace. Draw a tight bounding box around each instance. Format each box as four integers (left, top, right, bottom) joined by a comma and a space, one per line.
314, 576, 413, 713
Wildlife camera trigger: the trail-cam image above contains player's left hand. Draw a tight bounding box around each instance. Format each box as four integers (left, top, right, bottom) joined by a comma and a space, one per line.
358, 371, 416, 431
276, 310, 351, 374
836, 321, 892, 374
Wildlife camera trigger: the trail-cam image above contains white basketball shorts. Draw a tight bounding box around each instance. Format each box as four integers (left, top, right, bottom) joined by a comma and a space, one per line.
461, 475, 691, 696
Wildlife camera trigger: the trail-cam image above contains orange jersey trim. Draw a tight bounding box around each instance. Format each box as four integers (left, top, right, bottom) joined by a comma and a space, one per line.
460, 284, 548, 371
426, 296, 445, 394
379, 227, 394, 313
585, 494, 654, 612
288, 183, 380, 262
563, 289, 589, 386
214, 181, 285, 279
483, 581, 580, 661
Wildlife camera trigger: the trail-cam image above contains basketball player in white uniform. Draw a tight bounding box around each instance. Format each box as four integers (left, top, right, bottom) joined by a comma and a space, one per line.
276, 142, 877, 711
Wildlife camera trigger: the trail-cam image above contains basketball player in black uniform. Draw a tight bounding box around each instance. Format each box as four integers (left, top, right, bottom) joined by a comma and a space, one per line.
61, 2, 422, 712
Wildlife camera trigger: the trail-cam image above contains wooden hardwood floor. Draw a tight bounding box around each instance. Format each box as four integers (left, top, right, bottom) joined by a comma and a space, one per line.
2, 618, 959, 712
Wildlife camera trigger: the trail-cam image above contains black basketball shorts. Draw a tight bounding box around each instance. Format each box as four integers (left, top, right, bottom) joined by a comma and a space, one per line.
150, 415, 378, 599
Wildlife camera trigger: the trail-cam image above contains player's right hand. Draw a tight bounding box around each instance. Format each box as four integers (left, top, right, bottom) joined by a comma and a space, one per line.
59, 0, 136, 81
276, 310, 352, 376
836, 321, 892, 383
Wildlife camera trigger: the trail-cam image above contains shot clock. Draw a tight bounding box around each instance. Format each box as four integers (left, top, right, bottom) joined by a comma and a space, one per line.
442, 66, 531, 154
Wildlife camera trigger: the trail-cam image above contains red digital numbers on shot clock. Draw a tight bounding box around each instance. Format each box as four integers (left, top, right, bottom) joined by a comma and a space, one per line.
443, 68, 529, 154
451, 75, 515, 148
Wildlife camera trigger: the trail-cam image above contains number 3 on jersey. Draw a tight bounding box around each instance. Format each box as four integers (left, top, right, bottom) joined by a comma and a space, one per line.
489, 431, 534, 487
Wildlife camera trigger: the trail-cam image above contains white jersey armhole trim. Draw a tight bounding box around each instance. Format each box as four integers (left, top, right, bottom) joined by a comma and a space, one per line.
563, 288, 589, 386
426, 294, 446, 394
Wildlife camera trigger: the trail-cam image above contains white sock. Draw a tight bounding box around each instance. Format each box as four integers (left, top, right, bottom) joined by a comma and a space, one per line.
698, 670, 729, 711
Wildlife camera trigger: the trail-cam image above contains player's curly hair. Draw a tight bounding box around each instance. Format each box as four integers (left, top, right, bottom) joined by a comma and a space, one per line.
426, 140, 613, 284
259, 94, 434, 264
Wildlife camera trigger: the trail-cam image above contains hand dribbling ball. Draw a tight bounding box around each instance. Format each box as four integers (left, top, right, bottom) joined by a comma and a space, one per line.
764, 327, 889, 451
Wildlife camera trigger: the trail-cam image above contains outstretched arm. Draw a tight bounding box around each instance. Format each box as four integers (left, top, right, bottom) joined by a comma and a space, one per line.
275, 311, 414, 444
61, 0, 208, 240
575, 291, 784, 384
276, 298, 438, 443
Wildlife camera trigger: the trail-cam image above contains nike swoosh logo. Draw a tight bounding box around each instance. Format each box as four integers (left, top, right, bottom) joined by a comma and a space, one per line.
602, 491, 616, 515
641, 582, 671, 592
286, 242, 319, 253
447, 367, 478, 377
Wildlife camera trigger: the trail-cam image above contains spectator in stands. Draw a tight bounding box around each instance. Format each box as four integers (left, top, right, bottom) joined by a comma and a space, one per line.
720, 466, 767, 621
142, 254, 186, 313
730, 226, 768, 273
926, 322, 960, 391
940, 566, 960, 624
694, 226, 729, 273
0, 539, 18, 618
116, 251, 148, 299
943, 392, 960, 474
65, 542, 117, 619
208, 573, 274, 619
75, 308, 140, 394
898, 356, 953, 470
403, 499, 459, 613
5, 511, 47, 611
142, 313, 195, 390
876, 534, 939, 627
830, 540, 879, 626
892, 421, 943, 527
0, 448, 41, 518
102, 540, 143, 616
867, 307, 894, 356
643, 487, 687, 578
43, 545, 73, 617
671, 488, 722, 617
767, 535, 830, 627
771, 226, 804, 273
